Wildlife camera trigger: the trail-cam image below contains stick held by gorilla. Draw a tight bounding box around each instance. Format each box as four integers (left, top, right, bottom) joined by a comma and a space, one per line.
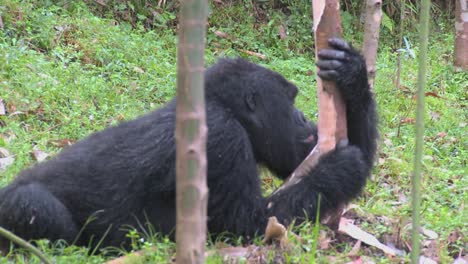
0, 38, 377, 250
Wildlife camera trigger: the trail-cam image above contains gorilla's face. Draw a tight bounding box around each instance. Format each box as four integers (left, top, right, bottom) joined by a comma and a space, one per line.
240, 69, 317, 179
204, 58, 317, 179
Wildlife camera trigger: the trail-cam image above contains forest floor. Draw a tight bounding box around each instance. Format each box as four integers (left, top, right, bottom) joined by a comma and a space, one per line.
0, 1, 466, 263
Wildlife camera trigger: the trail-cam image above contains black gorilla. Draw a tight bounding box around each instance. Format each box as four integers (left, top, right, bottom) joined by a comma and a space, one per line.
0, 38, 377, 250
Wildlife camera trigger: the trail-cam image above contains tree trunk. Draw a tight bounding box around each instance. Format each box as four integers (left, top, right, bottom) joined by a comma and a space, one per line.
274, 0, 346, 192
362, 0, 382, 89
454, 0, 468, 71
175, 0, 209, 262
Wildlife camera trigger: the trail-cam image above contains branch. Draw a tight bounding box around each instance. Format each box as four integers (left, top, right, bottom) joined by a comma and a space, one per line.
274, 0, 346, 194
0, 226, 53, 264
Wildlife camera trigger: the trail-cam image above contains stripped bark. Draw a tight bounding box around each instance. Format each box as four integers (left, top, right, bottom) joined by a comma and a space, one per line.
274, 0, 346, 192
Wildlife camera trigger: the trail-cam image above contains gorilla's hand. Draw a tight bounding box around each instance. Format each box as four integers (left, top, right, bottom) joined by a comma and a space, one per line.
315, 38, 369, 107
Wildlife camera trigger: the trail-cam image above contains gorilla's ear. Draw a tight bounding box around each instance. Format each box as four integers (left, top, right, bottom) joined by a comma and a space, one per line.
246, 92, 256, 111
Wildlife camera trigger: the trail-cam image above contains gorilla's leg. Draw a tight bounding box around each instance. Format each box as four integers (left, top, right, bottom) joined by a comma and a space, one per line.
0, 182, 78, 251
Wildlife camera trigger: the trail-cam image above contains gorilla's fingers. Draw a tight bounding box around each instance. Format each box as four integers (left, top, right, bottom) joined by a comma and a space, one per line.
317, 70, 339, 80
316, 60, 343, 70
328, 38, 351, 51
317, 49, 348, 61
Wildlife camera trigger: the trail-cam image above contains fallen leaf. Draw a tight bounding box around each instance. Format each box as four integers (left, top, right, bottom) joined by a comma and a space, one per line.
400, 117, 415, 124
214, 30, 229, 38
32, 148, 49, 162
133, 66, 145, 73
105, 247, 156, 264
420, 227, 438, 240
436, 132, 447, 139
347, 240, 362, 257
263, 216, 288, 246
345, 256, 363, 264
95, 0, 107, 7
419, 256, 437, 264
421, 240, 440, 262
0, 147, 9, 158
318, 230, 332, 250
49, 139, 75, 148
425, 91, 442, 98
430, 111, 441, 121
278, 25, 287, 40
240, 49, 267, 60
338, 217, 402, 256
0, 156, 14, 170
383, 138, 393, 147
0, 99, 5, 115
217, 246, 249, 258
453, 257, 468, 264
412, 92, 443, 100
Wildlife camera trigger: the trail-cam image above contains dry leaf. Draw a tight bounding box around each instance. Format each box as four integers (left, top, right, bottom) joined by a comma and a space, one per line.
214, 30, 229, 38
216, 246, 249, 258
420, 227, 438, 240
263, 216, 287, 246
95, 0, 107, 7
436, 132, 447, 139
0, 99, 5, 115
278, 25, 287, 40
49, 139, 75, 148
345, 257, 363, 264
0, 147, 9, 158
400, 117, 415, 124
430, 111, 441, 121
347, 240, 362, 257
318, 230, 332, 250
32, 148, 49, 162
240, 50, 267, 60
424, 92, 442, 98
133, 66, 145, 73
419, 256, 437, 264
338, 217, 402, 256
0, 156, 14, 170
453, 257, 468, 264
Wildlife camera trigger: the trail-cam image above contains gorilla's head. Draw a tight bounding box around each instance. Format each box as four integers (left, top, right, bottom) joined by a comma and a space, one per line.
205, 58, 317, 179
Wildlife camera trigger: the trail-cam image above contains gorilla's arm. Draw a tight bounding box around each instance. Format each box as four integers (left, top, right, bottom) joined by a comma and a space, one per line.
316, 38, 378, 168
266, 39, 378, 225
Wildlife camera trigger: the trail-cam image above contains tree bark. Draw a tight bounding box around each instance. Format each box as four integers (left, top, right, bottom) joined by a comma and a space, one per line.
362, 0, 382, 89
175, 0, 209, 263
274, 0, 346, 192
454, 0, 468, 71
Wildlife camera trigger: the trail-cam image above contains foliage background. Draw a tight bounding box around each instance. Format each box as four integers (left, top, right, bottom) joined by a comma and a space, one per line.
0, 0, 466, 263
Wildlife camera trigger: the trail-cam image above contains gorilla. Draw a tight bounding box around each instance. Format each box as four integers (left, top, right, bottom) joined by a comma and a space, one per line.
0, 38, 377, 251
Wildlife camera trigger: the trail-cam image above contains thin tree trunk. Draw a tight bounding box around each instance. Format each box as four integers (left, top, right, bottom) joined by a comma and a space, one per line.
411, 0, 430, 262
395, 0, 405, 90
175, 0, 209, 262
275, 0, 346, 192
362, 0, 382, 89
454, 0, 468, 71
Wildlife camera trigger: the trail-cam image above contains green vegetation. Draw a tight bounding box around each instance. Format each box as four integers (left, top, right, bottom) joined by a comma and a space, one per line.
0, 0, 466, 263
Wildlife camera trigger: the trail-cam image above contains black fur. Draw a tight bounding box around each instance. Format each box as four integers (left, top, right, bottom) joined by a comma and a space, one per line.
0, 38, 377, 251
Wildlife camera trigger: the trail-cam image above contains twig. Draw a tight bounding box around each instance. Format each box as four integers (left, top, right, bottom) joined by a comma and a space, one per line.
0, 226, 53, 264
240, 49, 267, 60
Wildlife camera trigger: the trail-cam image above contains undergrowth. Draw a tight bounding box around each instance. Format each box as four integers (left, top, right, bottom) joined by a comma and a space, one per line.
0, 0, 466, 263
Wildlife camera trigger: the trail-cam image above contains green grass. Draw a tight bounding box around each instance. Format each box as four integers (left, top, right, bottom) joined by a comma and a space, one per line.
0, 0, 467, 263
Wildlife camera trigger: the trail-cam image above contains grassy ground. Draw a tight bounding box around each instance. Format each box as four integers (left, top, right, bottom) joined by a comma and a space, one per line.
0, 1, 466, 263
